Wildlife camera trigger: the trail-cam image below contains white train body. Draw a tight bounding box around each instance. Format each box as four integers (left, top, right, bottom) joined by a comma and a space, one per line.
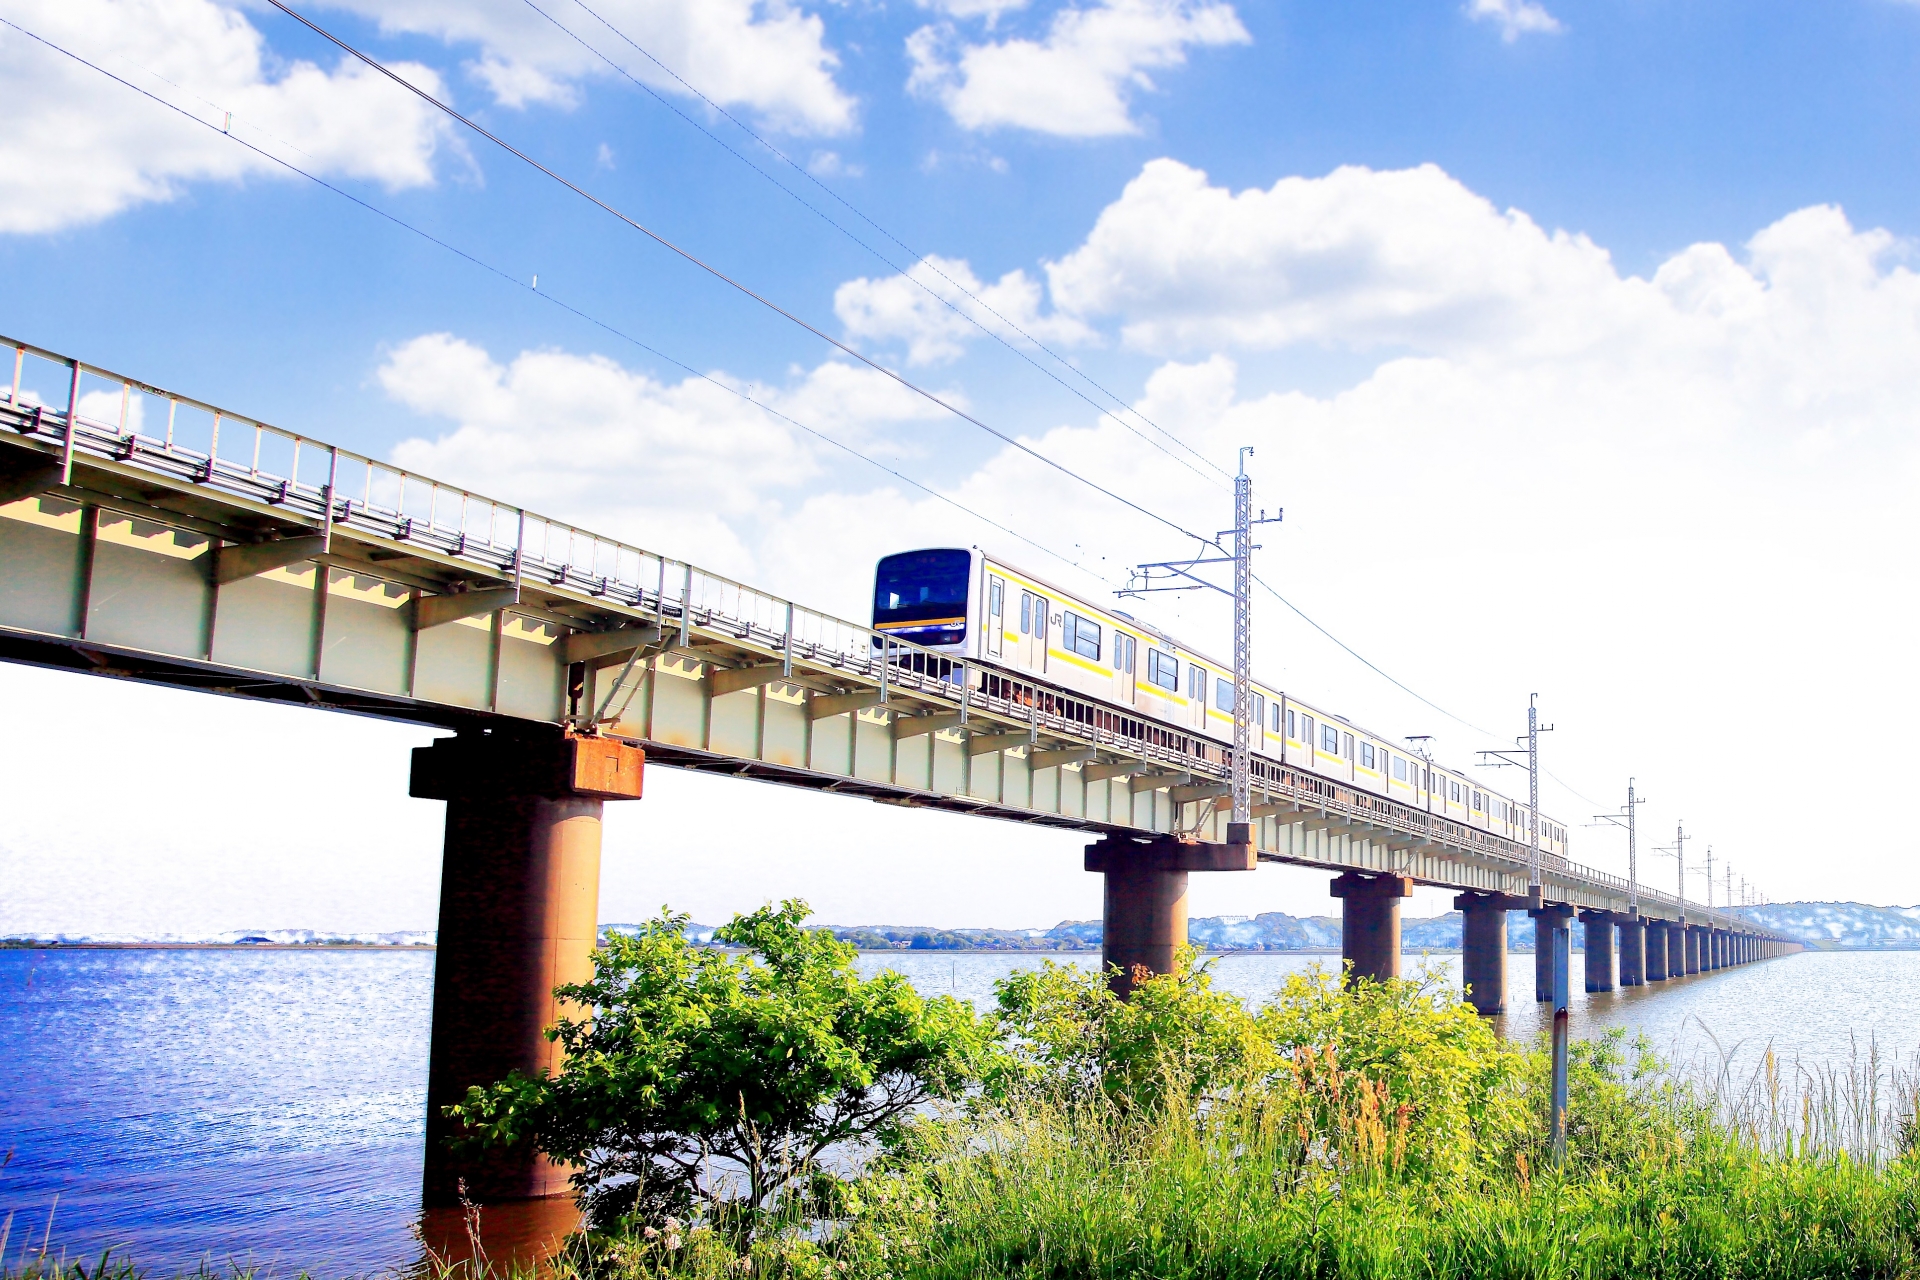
872, 547, 1568, 860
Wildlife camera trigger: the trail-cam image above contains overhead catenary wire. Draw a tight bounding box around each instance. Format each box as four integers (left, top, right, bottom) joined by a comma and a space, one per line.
0, 13, 1129, 598
530, 0, 1232, 488
261, 0, 1226, 557
22, 9, 1627, 827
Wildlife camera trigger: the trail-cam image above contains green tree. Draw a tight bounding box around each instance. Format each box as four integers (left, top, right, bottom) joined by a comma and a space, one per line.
988, 949, 1273, 1108
446, 901, 987, 1231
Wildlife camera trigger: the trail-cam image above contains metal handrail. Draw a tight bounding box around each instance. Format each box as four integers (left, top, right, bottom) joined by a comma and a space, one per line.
0, 337, 1770, 938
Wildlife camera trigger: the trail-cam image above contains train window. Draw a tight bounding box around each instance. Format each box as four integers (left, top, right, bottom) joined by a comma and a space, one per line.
1472, 791, 1484, 811
1188, 664, 1207, 701
1252, 692, 1265, 729
1272, 703, 1283, 733
1063, 611, 1101, 661
1300, 714, 1314, 748
1215, 677, 1233, 712
1450, 780, 1461, 802
1147, 649, 1178, 691
1113, 632, 1136, 673
1393, 756, 1407, 782
1320, 724, 1338, 754
1359, 743, 1375, 770
989, 580, 1003, 621
1019, 592, 1031, 634
1286, 708, 1295, 738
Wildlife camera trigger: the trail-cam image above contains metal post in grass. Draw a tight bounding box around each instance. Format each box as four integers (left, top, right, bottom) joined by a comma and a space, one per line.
1550, 915, 1571, 1165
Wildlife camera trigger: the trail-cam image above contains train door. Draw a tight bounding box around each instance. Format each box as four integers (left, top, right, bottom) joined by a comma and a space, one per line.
1019, 590, 1049, 671
985, 575, 1005, 659
1112, 631, 1137, 704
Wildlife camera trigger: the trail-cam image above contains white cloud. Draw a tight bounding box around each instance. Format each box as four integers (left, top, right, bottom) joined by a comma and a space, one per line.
1044, 159, 1632, 355
378, 334, 950, 576
915, 0, 1032, 27
320, 0, 857, 133
0, 0, 448, 234
906, 0, 1249, 137
1466, 0, 1563, 42
834, 254, 1097, 364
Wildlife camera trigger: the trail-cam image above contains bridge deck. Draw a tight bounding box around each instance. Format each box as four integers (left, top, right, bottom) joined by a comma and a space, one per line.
0, 336, 1771, 937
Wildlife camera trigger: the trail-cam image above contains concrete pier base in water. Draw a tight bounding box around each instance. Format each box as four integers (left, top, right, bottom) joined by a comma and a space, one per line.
1529, 903, 1574, 1001
1455, 892, 1523, 1015
1685, 926, 1703, 974
411, 731, 645, 1206
1331, 872, 1413, 983
1580, 911, 1615, 993
1669, 922, 1687, 977
1617, 916, 1646, 987
1087, 831, 1254, 995
1645, 920, 1670, 981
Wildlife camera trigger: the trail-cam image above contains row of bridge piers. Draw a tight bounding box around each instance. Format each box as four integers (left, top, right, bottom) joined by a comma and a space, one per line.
1090, 838, 1798, 1014
409, 738, 1795, 1208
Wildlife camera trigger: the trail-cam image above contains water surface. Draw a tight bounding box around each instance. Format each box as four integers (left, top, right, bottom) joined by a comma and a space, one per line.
4, 947, 1915, 1277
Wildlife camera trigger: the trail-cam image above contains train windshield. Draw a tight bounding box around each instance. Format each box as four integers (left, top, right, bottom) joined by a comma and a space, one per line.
874, 549, 970, 645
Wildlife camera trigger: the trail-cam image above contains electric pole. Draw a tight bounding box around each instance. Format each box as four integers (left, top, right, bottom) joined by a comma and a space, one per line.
1654, 821, 1688, 909
1121, 446, 1279, 841
1703, 844, 1714, 912
1591, 778, 1647, 916
1478, 695, 1555, 893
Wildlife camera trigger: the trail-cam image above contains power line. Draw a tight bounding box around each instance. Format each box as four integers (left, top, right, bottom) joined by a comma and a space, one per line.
0, 13, 1124, 596
534, 0, 1231, 487
262, 0, 1225, 555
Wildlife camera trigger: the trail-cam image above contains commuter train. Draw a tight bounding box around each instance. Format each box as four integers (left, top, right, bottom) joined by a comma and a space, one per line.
872, 546, 1568, 858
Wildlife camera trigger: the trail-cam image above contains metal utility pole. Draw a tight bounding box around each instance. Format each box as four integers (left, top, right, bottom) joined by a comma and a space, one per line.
1478, 695, 1555, 894
1231, 452, 1254, 827
1704, 844, 1715, 912
1591, 778, 1647, 916
1122, 446, 1279, 840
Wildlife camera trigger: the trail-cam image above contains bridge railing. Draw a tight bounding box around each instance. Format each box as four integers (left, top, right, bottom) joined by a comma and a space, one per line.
0, 337, 1766, 937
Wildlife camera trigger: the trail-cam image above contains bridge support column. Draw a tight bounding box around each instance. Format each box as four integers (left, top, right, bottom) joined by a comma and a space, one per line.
1528, 903, 1573, 1001
1455, 892, 1523, 1015
1579, 911, 1615, 993
1088, 830, 1254, 996
411, 731, 645, 1206
1331, 872, 1413, 983
1617, 916, 1646, 987
1644, 920, 1669, 981
1710, 930, 1725, 970
1684, 926, 1702, 974
1668, 921, 1686, 977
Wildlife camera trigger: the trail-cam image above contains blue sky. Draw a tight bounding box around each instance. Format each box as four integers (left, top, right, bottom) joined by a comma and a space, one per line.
4, 0, 1920, 935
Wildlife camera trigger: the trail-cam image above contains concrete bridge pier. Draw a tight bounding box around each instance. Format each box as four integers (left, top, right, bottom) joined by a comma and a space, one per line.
1579, 911, 1615, 993
1331, 872, 1414, 983
1617, 916, 1646, 987
1669, 922, 1687, 977
1528, 903, 1574, 1000
1455, 892, 1524, 1015
1644, 920, 1669, 981
1684, 926, 1702, 974
1711, 930, 1726, 970
1087, 828, 1255, 996
410, 731, 646, 1207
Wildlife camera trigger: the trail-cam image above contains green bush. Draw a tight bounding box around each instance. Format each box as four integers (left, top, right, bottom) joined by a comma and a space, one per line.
445, 901, 987, 1232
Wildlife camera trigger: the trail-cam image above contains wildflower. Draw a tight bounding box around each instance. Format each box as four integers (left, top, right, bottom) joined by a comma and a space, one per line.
666, 1233, 683, 1251
642, 1226, 659, 1240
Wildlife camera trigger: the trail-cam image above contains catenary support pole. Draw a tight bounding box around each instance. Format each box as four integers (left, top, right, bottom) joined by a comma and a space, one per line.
411, 731, 644, 1205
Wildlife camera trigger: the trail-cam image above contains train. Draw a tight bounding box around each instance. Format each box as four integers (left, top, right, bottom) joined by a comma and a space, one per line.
871, 546, 1568, 858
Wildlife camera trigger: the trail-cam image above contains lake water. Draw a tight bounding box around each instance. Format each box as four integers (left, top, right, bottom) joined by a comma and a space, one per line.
2, 947, 1915, 1277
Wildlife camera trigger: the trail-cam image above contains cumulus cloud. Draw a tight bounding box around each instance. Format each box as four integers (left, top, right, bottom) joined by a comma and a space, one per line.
321, 0, 857, 133
906, 0, 1249, 137
1466, 0, 1563, 42
916, 0, 1033, 25
0, 0, 448, 234
834, 254, 1097, 364
378, 334, 950, 575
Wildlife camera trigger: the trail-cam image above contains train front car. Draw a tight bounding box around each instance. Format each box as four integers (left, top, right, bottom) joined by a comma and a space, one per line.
872, 547, 978, 655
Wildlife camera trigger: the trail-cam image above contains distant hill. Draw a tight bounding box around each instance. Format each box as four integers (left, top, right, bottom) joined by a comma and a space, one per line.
1734, 902, 1920, 949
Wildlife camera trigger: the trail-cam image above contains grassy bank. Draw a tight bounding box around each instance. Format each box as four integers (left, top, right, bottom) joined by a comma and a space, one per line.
10, 943, 1918, 1280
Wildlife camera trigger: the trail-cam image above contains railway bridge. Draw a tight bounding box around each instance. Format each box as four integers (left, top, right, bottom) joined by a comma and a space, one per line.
0, 337, 1798, 1203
